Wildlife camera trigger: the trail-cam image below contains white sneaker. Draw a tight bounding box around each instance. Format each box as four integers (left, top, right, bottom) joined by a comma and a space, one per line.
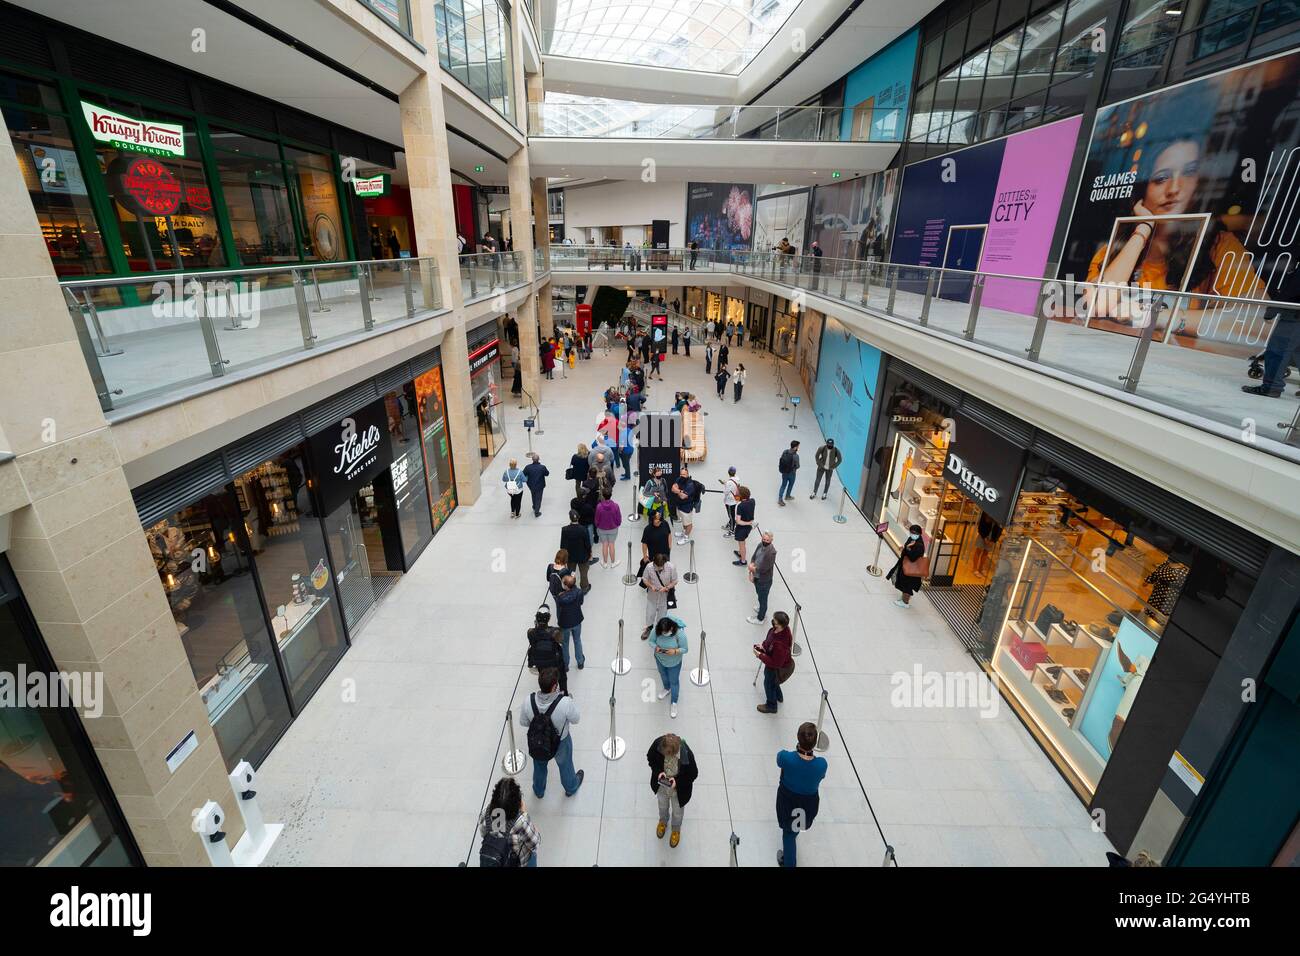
893, 599, 910, 609
609, 559, 620, 569
670, 703, 678, 718
658, 688, 671, 700
675, 536, 687, 546
746, 615, 764, 625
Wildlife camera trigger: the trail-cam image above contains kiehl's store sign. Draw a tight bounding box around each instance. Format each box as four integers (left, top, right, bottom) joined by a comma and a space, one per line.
80, 102, 186, 157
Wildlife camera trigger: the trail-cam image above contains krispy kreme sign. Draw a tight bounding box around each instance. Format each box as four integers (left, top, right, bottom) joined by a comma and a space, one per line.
81, 102, 185, 157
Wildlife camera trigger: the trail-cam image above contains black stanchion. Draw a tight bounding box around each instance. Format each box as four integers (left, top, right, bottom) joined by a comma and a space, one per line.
611, 618, 631, 675
689, 630, 710, 686
682, 539, 698, 584
622, 541, 637, 586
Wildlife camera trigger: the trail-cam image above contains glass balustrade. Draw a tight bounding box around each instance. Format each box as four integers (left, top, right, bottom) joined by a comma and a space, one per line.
528, 103, 848, 141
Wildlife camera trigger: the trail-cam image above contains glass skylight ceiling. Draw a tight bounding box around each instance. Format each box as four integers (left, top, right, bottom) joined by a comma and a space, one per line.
544, 0, 804, 74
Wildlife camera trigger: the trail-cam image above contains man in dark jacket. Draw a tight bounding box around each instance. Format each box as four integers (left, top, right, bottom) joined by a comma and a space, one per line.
527, 606, 568, 692
555, 575, 586, 669
777, 440, 800, 505
646, 733, 698, 847
560, 510, 593, 591
746, 531, 777, 625
811, 439, 843, 500
522, 453, 549, 517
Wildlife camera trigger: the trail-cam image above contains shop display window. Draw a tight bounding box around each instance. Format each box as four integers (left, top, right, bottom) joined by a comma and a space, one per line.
414, 366, 458, 531
2, 74, 111, 277
0, 587, 134, 866
233, 447, 347, 711
284, 147, 345, 262
145, 490, 292, 770
210, 128, 298, 265
386, 384, 436, 564
91, 105, 224, 273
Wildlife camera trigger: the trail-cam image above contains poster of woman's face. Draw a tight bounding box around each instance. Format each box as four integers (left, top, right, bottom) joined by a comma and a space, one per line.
1059, 49, 1300, 356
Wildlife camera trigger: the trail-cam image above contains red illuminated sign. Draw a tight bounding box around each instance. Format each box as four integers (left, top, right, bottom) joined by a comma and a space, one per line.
576, 303, 592, 336
120, 158, 181, 216
186, 185, 212, 211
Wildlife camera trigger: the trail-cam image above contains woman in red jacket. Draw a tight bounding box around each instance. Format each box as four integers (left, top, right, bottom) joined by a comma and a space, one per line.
541, 341, 556, 380
754, 610, 793, 714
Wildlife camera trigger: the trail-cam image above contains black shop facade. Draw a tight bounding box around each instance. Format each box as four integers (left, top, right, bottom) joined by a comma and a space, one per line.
132, 350, 456, 772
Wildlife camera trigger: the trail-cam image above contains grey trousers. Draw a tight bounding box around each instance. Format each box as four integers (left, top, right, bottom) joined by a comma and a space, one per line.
645, 591, 669, 628
656, 785, 684, 828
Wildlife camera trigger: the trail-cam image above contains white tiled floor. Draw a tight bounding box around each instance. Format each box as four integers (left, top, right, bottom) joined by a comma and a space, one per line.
256, 334, 1114, 866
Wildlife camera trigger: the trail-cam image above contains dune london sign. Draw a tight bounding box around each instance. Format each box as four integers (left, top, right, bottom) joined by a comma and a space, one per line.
80, 101, 186, 158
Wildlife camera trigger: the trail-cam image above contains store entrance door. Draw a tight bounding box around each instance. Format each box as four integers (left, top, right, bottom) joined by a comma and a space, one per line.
938, 224, 986, 302
325, 480, 402, 632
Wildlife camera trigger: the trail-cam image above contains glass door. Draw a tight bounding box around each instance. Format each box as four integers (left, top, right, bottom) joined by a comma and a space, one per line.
325, 489, 380, 632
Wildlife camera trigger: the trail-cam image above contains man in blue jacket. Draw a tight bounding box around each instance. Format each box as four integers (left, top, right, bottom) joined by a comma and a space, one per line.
523, 452, 549, 517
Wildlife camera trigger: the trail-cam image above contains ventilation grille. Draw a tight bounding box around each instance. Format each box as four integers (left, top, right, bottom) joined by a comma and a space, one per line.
301, 382, 378, 435
134, 456, 228, 527
224, 419, 306, 477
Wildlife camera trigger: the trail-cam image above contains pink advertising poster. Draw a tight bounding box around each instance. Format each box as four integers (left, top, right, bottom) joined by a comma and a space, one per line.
978, 116, 1083, 314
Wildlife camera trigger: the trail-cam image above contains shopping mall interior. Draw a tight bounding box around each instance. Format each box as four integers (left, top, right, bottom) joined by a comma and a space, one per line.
0, 0, 1298, 874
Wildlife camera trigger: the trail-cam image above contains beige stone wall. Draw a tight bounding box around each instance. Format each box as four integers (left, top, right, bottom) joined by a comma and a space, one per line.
0, 113, 240, 867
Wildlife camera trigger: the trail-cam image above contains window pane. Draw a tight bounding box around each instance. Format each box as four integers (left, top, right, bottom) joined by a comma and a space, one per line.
96, 126, 226, 273
1045, 70, 1093, 119
5, 106, 111, 277
980, 103, 1009, 139
0, 596, 134, 866
146, 490, 294, 769
1016, 3, 1066, 90
919, 37, 942, 80
968, 0, 998, 52
234, 447, 348, 710
285, 150, 345, 262
1117, 0, 1184, 58
983, 23, 1025, 105
941, 19, 970, 72
1252, 0, 1300, 55
385, 385, 436, 563
997, 0, 1031, 35
910, 81, 937, 140
212, 130, 298, 265
1005, 87, 1048, 131
1055, 0, 1111, 78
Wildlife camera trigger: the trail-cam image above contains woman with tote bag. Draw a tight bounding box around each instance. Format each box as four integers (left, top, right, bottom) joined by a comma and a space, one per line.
887, 523, 929, 608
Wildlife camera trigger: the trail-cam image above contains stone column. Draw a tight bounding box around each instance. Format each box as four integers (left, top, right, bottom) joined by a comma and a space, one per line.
0, 119, 239, 866
403, 0, 481, 506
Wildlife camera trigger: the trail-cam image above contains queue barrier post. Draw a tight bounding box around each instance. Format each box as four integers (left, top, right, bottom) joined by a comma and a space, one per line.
791, 602, 803, 658
881, 845, 897, 867
501, 708, 526, 775
813, 689, 831, 753
689, 630, 711, 687
611, 618, 631, 675
833, 488, 848, 525
683, 539, 698, 584
602, 692, 626, 761
729, 832, 740, 867
622, 541, 638, 586
866, 528, 886, 577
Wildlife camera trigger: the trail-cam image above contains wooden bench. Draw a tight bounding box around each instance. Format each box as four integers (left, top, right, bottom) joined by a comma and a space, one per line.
645, 250, 685, 271
586, 249, 626, 269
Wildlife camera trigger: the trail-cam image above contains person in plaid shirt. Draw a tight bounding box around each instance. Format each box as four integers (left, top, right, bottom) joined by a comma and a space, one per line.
479, 778, 541, 867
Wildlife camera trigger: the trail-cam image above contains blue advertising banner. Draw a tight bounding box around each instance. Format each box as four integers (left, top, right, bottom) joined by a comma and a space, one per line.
838, 28, 919, 142
813, 316, 882, 491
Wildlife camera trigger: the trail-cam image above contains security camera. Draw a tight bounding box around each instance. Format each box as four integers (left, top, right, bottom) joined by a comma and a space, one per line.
229, 760, 256, 800
191, 800, 227, 843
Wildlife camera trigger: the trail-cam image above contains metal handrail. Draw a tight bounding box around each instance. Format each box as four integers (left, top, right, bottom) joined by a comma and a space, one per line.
59, 255, 437, 289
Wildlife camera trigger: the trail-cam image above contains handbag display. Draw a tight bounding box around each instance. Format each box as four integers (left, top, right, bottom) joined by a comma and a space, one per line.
1034, 604, 1065, 635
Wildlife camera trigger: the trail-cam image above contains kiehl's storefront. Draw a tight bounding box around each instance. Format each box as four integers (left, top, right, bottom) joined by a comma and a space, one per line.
132, 350, 454, 771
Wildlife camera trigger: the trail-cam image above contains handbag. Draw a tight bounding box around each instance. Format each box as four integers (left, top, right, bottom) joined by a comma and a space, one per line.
636, 557, 650, 589
564, 466, 575, 480
901, 553, 929, 577
1034, 604, 1065, 635
777, 660, 796, 684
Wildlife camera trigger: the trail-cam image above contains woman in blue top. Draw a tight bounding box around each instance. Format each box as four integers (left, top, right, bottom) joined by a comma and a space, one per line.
647, 616, 688, 719
776, 722, 828, 867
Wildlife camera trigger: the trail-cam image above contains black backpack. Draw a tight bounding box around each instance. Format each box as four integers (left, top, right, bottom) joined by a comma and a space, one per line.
779, 450, 795, 474
479, 827, 521, 868
528, 630, 563, 672
527, 694, 563, 760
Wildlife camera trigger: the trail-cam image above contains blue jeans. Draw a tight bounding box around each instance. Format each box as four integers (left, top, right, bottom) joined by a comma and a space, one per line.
782, 827, 798, 867
619, 448, 632, 478
754, 577, 772, 622
1262, 314, 1300, 392
656, 659, 682, 704
532, 733, 580, 798
763, 665, 784, 709
526, 853, 538, 868
562, 625, 585, 668
778, 472, 796, 500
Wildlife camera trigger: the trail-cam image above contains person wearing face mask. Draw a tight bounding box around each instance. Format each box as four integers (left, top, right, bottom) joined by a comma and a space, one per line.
887, 524, 929, 608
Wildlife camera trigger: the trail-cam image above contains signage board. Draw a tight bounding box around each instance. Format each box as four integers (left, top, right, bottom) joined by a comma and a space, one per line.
942, 412, 1026, 526
352, 174, 390, 197
651, 313, 668, 356
307, 398, 395, 514
576, 303, 592, 336
468, 337, 500, 378
119, 157, 181, 215
81, 101, 185, 157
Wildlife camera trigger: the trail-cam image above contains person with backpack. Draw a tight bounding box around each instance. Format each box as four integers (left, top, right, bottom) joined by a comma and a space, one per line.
670, 465, 702, 547
527, 606, 567, 694
518, 668, 584, 799
647, 615, 688, 719
546, 549, 569, 612
811, 438, 842, 500
775, 722, 828, 867
479, 776, 540, 867
502, 458, 525, 519
754, 609, 793, 713
777, 440, 801, 506
647, 732, 698, 848
555, 574, 586, 670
